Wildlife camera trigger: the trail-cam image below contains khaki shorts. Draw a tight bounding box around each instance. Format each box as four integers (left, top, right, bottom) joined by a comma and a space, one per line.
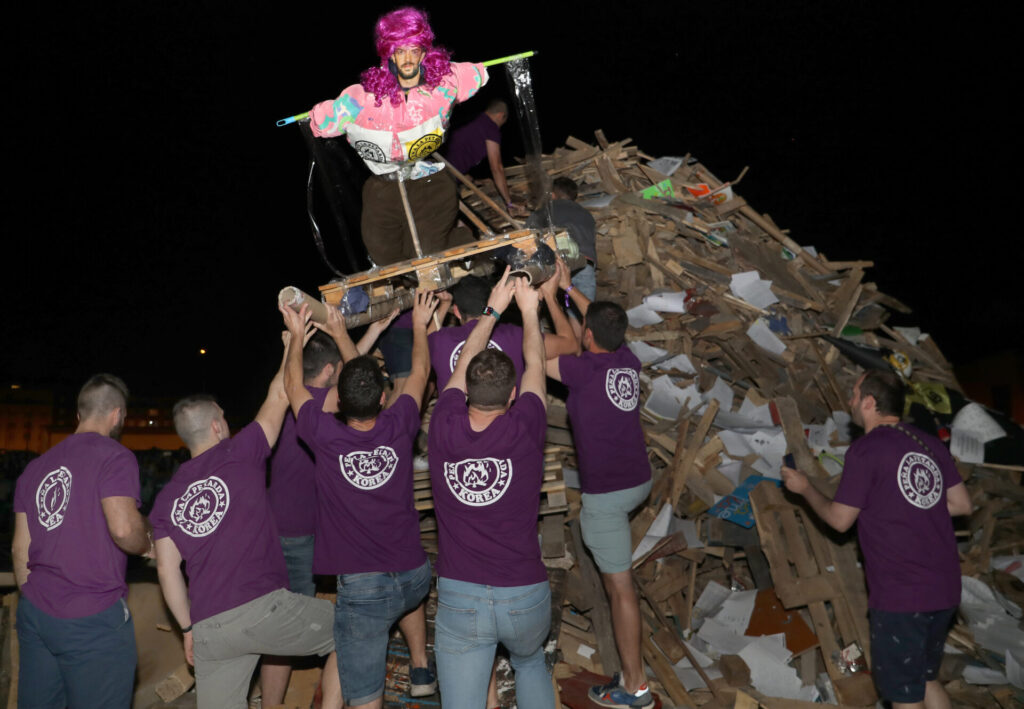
580, 479, 652, 574
192, 588, 334, 709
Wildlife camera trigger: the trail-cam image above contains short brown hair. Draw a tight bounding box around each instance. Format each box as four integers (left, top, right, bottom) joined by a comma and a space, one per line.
466, 350, 516, 410
859, 369, 905, 417
77, 374, 129, 420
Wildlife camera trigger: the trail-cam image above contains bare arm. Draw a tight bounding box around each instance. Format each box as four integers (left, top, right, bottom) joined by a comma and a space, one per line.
781, 466, 860, 533
280, 304, 315, 418
255, 330, 296, 448
356, 308, 399, 356
947, 482, 972, 516
486, 140, 513, 206
101, 496, 153, 555
540, 260, 579, 357
12, 512, 30, 588
316, 304, 359, 363
155, 537, 195, 666
391, 290, 438, 408
514, 281, 546, 405
446, 267, 516, 393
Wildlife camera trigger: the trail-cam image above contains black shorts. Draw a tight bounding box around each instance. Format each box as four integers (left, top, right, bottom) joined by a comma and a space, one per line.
869, 606, 955, 703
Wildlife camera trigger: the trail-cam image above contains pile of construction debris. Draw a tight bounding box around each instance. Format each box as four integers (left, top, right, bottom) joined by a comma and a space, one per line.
454, 132, 1024, 708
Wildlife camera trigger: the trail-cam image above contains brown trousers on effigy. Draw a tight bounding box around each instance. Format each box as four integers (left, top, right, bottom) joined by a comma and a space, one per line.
360, 170, 472, 266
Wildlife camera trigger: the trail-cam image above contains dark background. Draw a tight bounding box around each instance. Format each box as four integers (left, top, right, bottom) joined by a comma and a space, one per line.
4, 2, 1018, 420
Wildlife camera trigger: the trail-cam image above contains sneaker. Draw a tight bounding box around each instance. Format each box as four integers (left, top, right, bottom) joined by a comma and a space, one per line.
588, 673, 654, 709
409, 665, 437, 697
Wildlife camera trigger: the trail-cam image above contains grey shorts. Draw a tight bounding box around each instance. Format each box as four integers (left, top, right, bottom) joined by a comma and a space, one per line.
192, 588, 334, 709
580, 479, 652, 574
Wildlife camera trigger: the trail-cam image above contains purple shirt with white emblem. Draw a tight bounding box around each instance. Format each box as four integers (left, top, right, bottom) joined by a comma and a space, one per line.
14, 433, 141, 618
428, 389, 548, 586
558, 347, 651, 494
428, 320, 525, 392
268, 385, 330, 537
296, 395, 425, 575
834, 424, 961, 612
150, 422, 288, 624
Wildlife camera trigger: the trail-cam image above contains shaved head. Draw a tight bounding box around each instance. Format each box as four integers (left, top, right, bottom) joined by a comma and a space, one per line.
172, 394, 222, 449
77, 374, 128, 421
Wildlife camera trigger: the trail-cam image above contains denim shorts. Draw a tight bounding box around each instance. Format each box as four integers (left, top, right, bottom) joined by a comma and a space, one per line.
280, 534, 316, 597
378, 326, 413, 378
17, 595, 136, 709
581, 479, 652, 573
334, 559, 432, 705
870, 606, 956, 703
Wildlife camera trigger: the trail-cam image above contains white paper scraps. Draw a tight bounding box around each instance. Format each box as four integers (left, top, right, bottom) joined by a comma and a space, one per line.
697, 617, 752, 656
653, 353, 697, 374
951, 428, 985, 464
893, 325, 923, 344
717, 461, 743, 486
691, 581, 731, 630
713, 589, 757, 631
643, 376, 702, 420
580, 193, 615, 209
803, 245, 819, 257
740, 636, 818, 701
963, 665, 1007, 685
747, 429, 788, 471
576, 644, 596, 660
704, 376, 735, 414
713, 411, 769, 431
676, 518, 704, 549
953, 402, 1006, 443
730, 271, 779, 309
740, 397, 774, 426
647, 156, 684, 176
672, 642, 721, 690
627, 340, 668, 364
831, 411, 853, 443
631, 503, 675, 561
1008, 650, 1024, 689
991, 555, 1024, 583
746, 318, 787, 355
626, 304, 663, 328
644, 290, 690, 314
960, 576, 1024, 658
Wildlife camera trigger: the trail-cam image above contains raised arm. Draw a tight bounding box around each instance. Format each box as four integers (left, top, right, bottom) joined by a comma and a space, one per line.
280, 304, 316, 418
539, 260, 579, 357
514, 280, 547, 405
486, 140, 513, 207
557, 255, 592, 318
101, 496, 153, 556
12, 512, 30, 588
259, 324, 302, 445
316, 304, 360, 363
357, 308, 400, 356
781, 466, 860, 533
155, 537, 195, 665
392, 290, 438, 409
446, 267, 516, 393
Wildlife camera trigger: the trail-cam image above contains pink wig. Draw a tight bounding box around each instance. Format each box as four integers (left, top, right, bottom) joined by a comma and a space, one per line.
360, 7, 452, 107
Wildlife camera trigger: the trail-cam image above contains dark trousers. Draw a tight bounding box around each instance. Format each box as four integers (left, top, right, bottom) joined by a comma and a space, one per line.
17, 595, 137, 708
360, 170, 470, 265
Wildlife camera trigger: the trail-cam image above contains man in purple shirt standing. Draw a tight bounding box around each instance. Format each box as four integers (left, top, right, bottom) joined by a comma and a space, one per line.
151, 335, 342, 709
280, 291, 440, 709
13, 373, 153, 708
428, 268, 554, 709
444, 99, 516, 209
546, 293, 655, 709
783, 370, 971, 709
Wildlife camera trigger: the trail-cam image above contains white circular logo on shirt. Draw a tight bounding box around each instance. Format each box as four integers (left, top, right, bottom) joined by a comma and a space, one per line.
36, 467, 72, 531
448, 338, 504, 374
340, 446, 399, 490
605, 368, 640, 411
444, 458, 513, 507
896, 452, 943, 509
172, 476, 230, 538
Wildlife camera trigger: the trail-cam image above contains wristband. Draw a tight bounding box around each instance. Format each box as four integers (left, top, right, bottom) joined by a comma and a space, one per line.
483, 306, 501, 321
563, 284, 574, 309
181, 624, 193, 633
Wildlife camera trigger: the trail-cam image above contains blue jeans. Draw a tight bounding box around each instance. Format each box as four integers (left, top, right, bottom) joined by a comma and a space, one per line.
280, 534, 316, 597
334, 559, 432, 705
435, 577, 553, 709
17, 595, 136, 709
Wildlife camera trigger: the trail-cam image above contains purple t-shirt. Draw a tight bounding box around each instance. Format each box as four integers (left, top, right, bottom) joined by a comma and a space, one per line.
268, 386, 330, 537
150, 422, 288, 624
445, 112, 502, 174
296, 395, 426, 575
428, 389, 548, 586
834, 424, 961, 612
428, 320, 525, 392
14, 433, 141, 618
559, 347, 651, 494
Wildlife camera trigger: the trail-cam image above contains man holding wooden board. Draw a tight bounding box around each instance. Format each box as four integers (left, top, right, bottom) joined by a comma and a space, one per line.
782, 369, 971, 709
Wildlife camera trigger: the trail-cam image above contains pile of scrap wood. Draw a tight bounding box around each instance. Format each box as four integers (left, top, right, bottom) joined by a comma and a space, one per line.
455, 132, 1024, 708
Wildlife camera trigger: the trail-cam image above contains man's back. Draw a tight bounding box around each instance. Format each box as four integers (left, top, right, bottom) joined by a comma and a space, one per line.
150, 422, 288, 624
429, 320, 524, 392
268, 386, 329, 538
14, 432, 139, 618
834, 424, 961, 611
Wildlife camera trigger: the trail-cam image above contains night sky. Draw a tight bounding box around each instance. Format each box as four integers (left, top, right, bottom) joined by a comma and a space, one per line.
5, 3, 1018, 420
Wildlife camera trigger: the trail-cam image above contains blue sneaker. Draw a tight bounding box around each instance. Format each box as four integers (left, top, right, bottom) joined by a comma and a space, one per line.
588, 673, 654, 709
409, 665, 437, 697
